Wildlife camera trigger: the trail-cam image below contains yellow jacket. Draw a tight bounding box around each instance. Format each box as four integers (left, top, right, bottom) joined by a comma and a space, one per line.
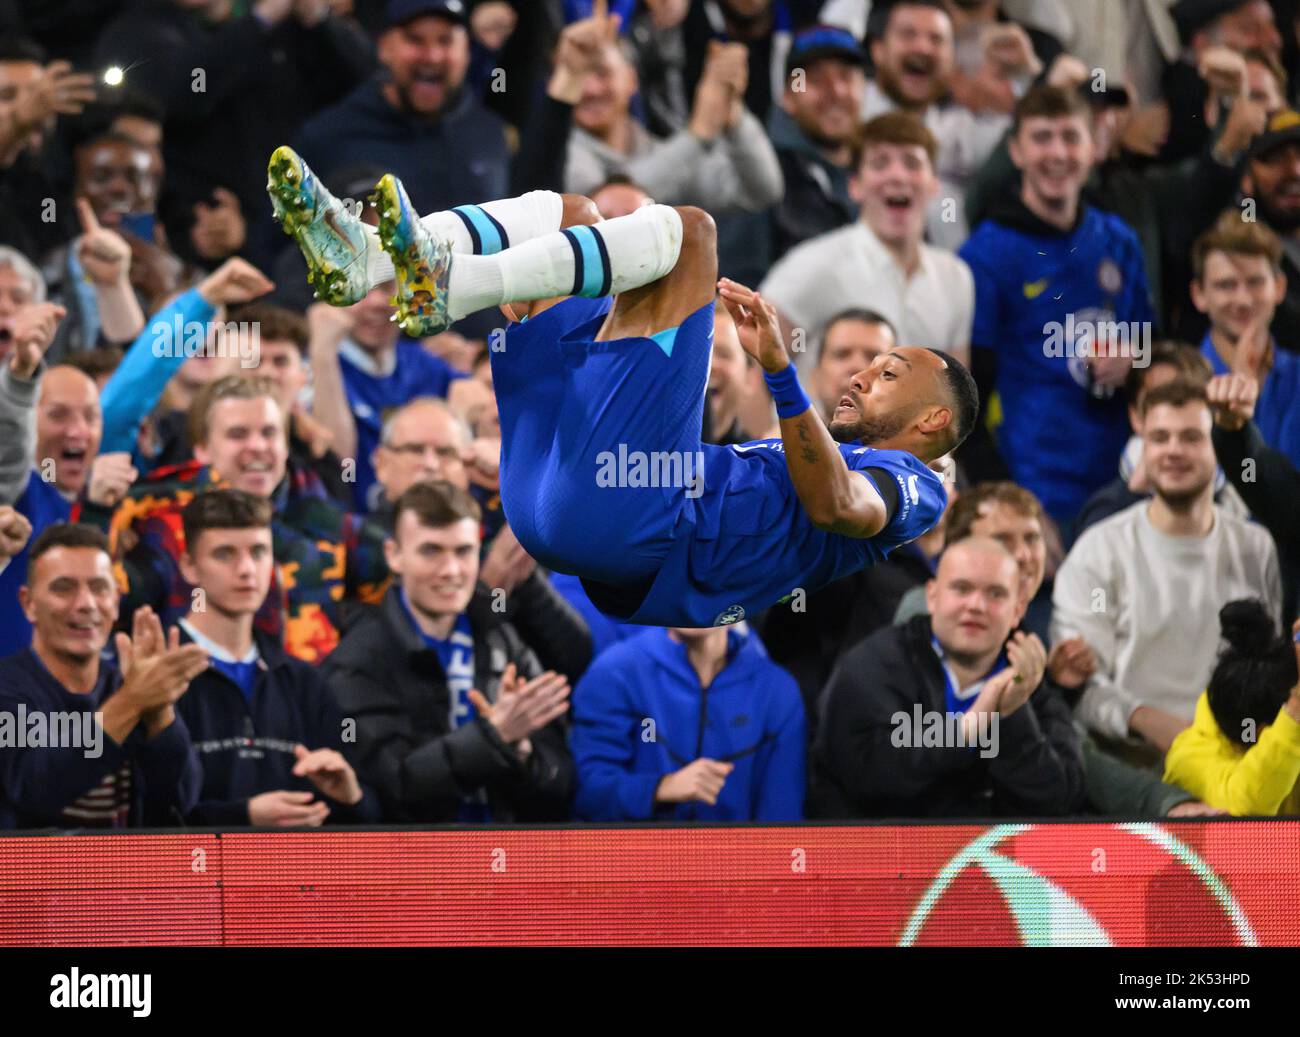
1164, 693, 1300, 816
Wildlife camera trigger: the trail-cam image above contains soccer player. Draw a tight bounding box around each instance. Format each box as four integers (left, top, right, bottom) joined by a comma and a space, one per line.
268, 148, 976, 628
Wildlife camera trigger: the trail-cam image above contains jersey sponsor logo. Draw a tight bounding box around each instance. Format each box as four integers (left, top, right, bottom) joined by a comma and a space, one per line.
906, 474, 920, 505
1022, 277, 1049, 299
714, 604, 745, 626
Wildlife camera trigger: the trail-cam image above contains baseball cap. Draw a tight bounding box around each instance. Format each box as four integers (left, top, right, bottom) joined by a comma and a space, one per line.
785, 25, 865, 79
1248, 108, 1300, 161
382, 0, 468, 31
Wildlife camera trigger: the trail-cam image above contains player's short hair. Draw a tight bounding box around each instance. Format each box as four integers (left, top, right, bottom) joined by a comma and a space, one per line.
1138, 378, 1208, 420
817, 308, 898, 365
1123, 340, 1212, 399
182, 489, 273, 553
869, 0, 950, 40
391, 480, 482, 537
852, 111, 938, 169
27, 523, 110, 581
1192, 209, 1283, 281
1012, 84, 1091, 135
108, 88, 166, 126
188, 374, 283, 447
926, 348, 979, 452
64, 346, 125, 383
944, 481, 1046, 544
229, 302, 309, 356
0, 246, 46, 303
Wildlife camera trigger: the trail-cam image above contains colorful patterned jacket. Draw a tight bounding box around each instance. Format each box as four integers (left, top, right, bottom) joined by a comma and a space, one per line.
81, 460, 389, 663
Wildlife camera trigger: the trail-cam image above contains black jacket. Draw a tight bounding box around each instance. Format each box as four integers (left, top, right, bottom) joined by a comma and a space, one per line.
175, 626, 380, 825
1213, 420, 1300, 621
322, 585, 575, 822
809, 615, 1085, 819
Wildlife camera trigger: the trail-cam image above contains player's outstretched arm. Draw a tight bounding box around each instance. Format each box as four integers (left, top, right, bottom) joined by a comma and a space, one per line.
717, 279, 887, 539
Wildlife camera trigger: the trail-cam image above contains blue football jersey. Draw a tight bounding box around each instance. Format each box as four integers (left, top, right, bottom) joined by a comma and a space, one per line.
626, 440, 946, 627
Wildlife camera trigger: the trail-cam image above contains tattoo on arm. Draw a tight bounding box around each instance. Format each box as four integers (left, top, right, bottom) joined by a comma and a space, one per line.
796, 420, 818, 464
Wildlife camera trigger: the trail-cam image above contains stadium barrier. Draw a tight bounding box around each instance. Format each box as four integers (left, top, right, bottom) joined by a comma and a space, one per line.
1, 821, 1295, 946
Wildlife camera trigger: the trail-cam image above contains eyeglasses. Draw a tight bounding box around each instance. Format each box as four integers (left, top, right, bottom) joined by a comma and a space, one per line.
386, 442, 463, 463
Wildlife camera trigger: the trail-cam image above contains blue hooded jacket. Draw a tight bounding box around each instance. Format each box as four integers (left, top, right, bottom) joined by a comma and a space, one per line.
572, 626, 805, 821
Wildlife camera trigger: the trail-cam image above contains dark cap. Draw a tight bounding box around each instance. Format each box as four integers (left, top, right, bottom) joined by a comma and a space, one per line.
1171, 0, 1253, 46
382, 0, 468, 31
1248, 108, 1300, 161
785, 25, 865, 79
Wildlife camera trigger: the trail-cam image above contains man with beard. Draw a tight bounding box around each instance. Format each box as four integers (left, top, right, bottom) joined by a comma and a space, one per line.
1052, 380, 1281, 764
1239, 109, 1300, 350
863, 0, 1016, 248
293, 0, 507, 225
767, 24, 867, 258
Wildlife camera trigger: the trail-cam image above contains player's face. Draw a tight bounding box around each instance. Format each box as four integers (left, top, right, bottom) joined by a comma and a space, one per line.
829, 347, 939, 445
814, 318, 894, 415
196, 396, 289, 498
968, 502, 1046, 603
385, 513, 479, 620
36, 367, 103, 497
854, 142, 937, 245
253, 340, 308, 412
871, 5, 954, 108
1010, 114, 1094, 210
181, 527, 273, 618
708, 311, 747, 434
1142, 402, 1216, 507
378, 16, 470, 116
0, 60, 46, 154
21, 547, 119, 665
575, 45, 636, 136
1192, 250, 1284, 342
375, 406, 470, 500
783, 58, 864, 148
75, 139, 159, 228
926, 545, 1020, 661
0, 265, 38, 360
1247, 142, 1300, 228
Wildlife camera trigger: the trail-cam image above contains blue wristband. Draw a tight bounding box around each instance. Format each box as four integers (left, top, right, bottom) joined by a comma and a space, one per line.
764, 364, 812, 419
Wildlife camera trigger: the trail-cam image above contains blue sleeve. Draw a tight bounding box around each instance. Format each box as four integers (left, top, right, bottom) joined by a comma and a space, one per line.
959, 232, 1002, 349
100, 290, 217, 455
751, 673, 806, 821
853, 451, 945, 549
570, 659, 663, 821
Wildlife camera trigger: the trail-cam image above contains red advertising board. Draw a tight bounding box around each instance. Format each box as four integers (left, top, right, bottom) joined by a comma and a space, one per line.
0, 822, 1295, 946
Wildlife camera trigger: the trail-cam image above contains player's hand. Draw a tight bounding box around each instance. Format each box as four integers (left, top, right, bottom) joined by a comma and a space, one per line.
1045, 53, 1089, 90
1002, 631, 1046, 714
291, 744, 363, 805
197, 256, 274, 307
468, 665, 570, 745
248, 789, 331, 826
478, 524, 535, 595
0, 506, 32, 560
1233, 310, 1273, 382
1119, 101, 1170, 157
1207, 372, 1259, 430
1047, 636, 1096, 691
190, 187, 247, 261
307, 300, 354, 348
655, 758, 734, 806
115, 623, 209, 714
86, 451, 140, 508
462, 436, 501, 490
690, 40, 738, 140
8, 301, 65, 379
716, 278, 789, 373
13, 61, 96, 131
75, 198, 133, 286
549, 0, 620, 103
1198, 45, 1247, 97
981, 22, 1041, 79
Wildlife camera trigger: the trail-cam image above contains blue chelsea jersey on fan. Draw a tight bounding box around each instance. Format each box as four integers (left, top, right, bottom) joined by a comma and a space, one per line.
622, 441, 946, 627
959, 206, 1154, 524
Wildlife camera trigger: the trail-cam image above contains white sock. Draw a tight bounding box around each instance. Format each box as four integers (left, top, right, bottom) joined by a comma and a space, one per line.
363, 190, 565, 289
446, 204, 683, 321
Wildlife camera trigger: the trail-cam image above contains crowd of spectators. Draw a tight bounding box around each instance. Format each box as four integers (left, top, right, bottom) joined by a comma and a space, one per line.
2, 0, 1300, 828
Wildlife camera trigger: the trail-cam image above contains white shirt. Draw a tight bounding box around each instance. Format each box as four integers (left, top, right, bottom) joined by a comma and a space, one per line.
1051, 500, 1282, 740
861, 80, 1010, 251
759, 220, 974, 378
